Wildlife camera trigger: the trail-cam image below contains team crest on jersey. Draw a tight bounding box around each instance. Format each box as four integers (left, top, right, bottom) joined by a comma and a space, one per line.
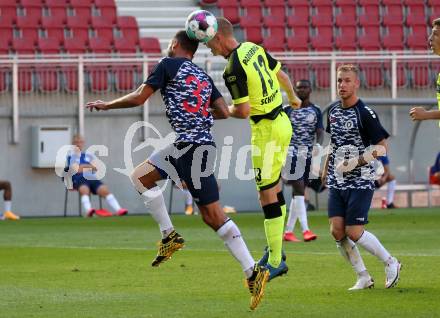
306, 113, 315, 123
344, 120, 354, 129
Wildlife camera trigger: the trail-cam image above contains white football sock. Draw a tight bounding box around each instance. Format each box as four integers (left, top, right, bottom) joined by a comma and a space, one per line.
142, 186, 173, 238
4, 200, 12, 212
217, 219, 255, 278
356, 230, 391, 264
295, 196, 309, 232
336, 237, 367, 275
81, 195, 92, 211
105, 194, 122, 212
182, 188, 193, 206
387, 180, 396, 204
285, 198, 298, 232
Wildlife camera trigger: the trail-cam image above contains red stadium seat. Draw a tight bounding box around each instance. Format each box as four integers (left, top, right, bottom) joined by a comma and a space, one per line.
285, 64, 310, 83
310, 27, 333, 52
0, 28, 12, 54
0, 5, 16, 26
63, 37, 88, 54
358, 26, 381, 51
45, 0, 68, 6
38, 36, 61, 55
382, 0, 402, 4
36, 66, 59, 92
114, 37, 137, 54
335, 26, 357, 51
243, 27, 263, 44
406, 7, 427, 27
18, 67, 34, 92
117, 16, 139, 45
44, 28, 65, 41
384, 62, 408, 88
311, 5, 333, 27
430, 7, 440, 24
406, 33, 428, 51
61, 66, 78, 92
358, 5, 380, 26
287, 0, 309, 6
70, 0, 92, 21
139, 37, 161, 54
263, 35, 285, 52
91, 15, 114, 41
95, 0, 117, 24
217, 0, 239, 24
360, 62, 384, 88
16, 6, 42, 27
263, 0, 286, 19
0, 67, 8, 92
86, 66, 110, 92
89, 37, 112, 54
67, 15, 90, 28
382, 4, 404, 26
286, 34, 309, 52
382, 26, 404, 51
311, 63, 330, 88
287, 7, 309, 27
240, 15, 263, 43
12, 36, 36, 55
241, 0, 263, 21
335, 5, 356, 27
113, 65, 140, 92
264, 16, 286, 39
41, 14, 65, 28
408, 62, 430, 87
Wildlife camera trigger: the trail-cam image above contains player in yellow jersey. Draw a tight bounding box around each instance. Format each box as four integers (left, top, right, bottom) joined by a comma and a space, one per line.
206, 17, 301, 280
410, 18, 440, 121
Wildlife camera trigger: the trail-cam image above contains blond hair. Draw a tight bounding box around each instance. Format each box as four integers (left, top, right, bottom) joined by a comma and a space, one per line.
337, 64, 359, 77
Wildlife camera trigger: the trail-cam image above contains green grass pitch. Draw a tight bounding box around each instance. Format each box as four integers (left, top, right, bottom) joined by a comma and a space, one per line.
1, 208, 439, 318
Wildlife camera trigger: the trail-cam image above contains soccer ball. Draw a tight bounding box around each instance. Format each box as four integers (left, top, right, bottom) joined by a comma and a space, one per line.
185, 10, 218, 43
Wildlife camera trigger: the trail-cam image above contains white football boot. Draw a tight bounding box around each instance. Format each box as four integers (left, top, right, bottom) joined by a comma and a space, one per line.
348, 275, 375, 290
385, 257, 402, 288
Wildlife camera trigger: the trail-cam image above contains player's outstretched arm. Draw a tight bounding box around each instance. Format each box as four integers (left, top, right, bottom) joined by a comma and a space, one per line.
228, 101, 250, 119
276, 69, 301, 109
210, 97, 230, 119
86, 84, 155, 112
409, 107, 440, 121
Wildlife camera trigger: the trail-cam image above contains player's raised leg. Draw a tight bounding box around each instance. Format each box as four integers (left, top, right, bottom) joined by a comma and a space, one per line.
130, 157, 183, 267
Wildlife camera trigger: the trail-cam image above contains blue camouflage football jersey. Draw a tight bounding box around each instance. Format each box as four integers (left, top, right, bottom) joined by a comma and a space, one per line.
145, 57, 222, 144
284, 104, 323, 157
326, 99, 389, 190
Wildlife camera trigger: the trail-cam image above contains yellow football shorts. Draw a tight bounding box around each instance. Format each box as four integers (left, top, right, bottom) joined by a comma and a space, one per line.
250, 111, 292, 191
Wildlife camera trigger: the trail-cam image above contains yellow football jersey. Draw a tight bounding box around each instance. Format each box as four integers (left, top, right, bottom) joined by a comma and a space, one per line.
223, 42, 282, 116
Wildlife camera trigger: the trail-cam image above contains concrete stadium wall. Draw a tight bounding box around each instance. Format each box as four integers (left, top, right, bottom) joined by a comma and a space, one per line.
1, 90, 439, 217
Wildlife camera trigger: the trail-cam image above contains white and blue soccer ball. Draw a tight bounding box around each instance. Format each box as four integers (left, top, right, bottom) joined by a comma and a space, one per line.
185, 10, 218, 43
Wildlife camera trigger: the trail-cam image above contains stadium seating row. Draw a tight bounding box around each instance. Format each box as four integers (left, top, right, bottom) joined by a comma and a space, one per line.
1, 61, 439, 93
201, 0, 439, 52
0, 0, 162, 54
0, 65, 150, 93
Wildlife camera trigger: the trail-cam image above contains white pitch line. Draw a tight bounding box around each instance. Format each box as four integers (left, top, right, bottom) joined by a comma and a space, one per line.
1, 244, 440, 257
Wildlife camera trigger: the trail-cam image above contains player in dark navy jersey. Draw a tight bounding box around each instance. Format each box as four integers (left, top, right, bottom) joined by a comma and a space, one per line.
86, 30, 269, 310
322, 64, 401, 290
282, 80, 323, 242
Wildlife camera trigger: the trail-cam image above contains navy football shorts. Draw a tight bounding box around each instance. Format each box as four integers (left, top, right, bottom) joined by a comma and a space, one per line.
148, 142, 219, 206
327, 188, 374, 225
